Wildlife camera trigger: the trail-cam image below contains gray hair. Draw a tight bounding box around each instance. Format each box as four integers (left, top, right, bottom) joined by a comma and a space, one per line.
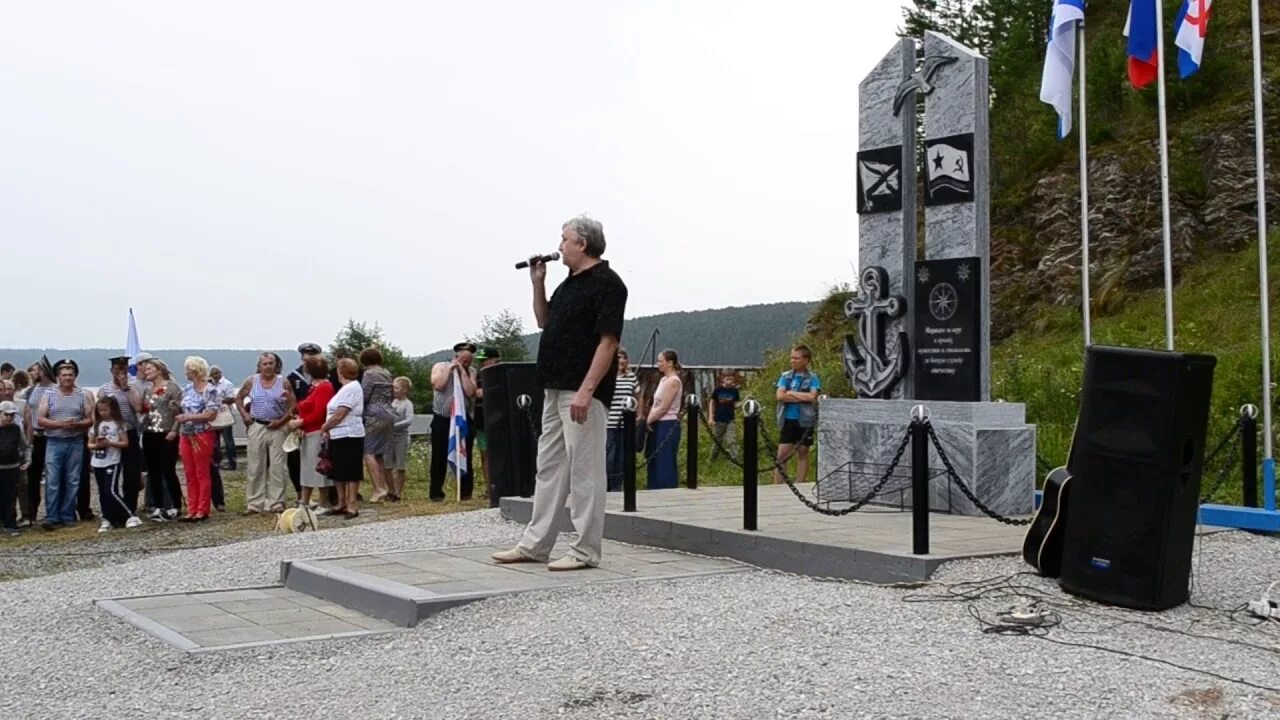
563, 215, 606, 258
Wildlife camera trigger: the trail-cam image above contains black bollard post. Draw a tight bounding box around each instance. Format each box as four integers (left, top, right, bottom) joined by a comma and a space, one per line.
743, 399, 760, 531
622, 398, 638, 513
1242, 404, 1259, 508
686, 394, 699, 490
911, 406, 930, 556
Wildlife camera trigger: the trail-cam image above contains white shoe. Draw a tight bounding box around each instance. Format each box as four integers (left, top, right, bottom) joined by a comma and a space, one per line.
547, 555, 591, 572
125, 516, 143, 529
149, 509, 165, 522
491, 547, 542, 564
98, 520, 111, 533
164, 508, 179, 520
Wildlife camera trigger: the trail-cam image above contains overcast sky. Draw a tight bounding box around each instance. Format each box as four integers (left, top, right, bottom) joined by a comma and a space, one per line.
2, 1, 907, 355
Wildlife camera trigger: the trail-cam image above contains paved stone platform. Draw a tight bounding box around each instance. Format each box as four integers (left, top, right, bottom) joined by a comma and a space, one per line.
501, 484, 1032, 583
281, 540, 747, 627
96, 586, 399, 654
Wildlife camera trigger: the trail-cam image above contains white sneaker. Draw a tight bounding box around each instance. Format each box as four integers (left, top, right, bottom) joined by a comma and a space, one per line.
149, 509, 165, 522
125, 516, 143, 529
98, 520, 111, 533
164, 508, 179, 520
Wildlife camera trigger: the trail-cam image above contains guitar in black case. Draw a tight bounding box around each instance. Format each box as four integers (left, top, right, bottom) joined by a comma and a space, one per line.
1021, 467, 1071, 578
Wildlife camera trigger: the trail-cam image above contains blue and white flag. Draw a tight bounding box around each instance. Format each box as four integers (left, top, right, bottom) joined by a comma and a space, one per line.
446, 371, 469, 484
1174, 0, 1213, 79
1040, 0, 1086, 138
125, 308, 142, 377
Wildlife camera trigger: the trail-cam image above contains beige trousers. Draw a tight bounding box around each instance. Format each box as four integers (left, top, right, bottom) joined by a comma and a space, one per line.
245, 422, 288, 511
517, 390, 607, 565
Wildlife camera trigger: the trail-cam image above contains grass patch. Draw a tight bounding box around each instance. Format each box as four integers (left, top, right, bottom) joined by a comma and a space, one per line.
1, 439, 487, 560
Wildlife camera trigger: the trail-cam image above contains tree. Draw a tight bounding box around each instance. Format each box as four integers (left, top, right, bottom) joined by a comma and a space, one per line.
330, 319, 433, 410
468, 309, 530, 362
900, 0, 988, 52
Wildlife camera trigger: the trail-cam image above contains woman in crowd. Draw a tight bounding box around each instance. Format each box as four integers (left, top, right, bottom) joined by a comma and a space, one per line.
387, 376, 414, 501
20, 360, 52, 525
321, 357, 364, 519
175, 356, 221, 522
605, 348, 637, 491
644, 349, 683, 490
139, 357, 184, 521
11, 371, 29, 402
359, 348, 395, 503
289, 358, 336, 512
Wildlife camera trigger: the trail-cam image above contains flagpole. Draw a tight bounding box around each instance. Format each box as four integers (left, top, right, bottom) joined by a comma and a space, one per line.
1077, 20, 1092, 348
1250, 0, 1274, 502
1154, 0, 1175, 350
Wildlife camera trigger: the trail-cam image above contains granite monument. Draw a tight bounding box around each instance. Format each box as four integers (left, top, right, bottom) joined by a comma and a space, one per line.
822, 31, 1035, 519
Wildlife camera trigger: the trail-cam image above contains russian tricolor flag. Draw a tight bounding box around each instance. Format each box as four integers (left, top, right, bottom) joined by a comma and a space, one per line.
1174, 0, 1213, 79
1124, 0, 1159, 89
446, 370, 469, 483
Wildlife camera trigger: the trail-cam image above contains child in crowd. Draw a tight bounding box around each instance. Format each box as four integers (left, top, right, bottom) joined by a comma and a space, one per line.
388, 377, 415, 501
0, 400, 30, 536
89, 396, 141, 532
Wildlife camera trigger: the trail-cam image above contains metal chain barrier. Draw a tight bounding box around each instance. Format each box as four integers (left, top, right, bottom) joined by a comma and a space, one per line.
925, 422, 1032, 527
774, 424, 913, 516
695, 405, 780, 474
1199, 414, 1246, 503
696, 405, 743, 465
759, 421, 815, 475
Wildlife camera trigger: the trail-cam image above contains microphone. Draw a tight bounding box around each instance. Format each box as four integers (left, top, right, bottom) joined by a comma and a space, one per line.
515, 252, 560, 270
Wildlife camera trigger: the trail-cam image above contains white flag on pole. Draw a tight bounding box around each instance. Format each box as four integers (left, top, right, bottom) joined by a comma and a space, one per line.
1040, 0, 1086, 138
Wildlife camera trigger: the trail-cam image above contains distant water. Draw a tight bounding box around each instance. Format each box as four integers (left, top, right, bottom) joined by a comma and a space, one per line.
0, 348, 295, 388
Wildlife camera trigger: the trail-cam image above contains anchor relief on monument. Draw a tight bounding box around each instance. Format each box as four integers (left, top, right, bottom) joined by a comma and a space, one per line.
843, 266, 908, 399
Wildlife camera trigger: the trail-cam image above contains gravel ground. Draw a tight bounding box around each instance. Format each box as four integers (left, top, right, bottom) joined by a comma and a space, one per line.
1, 510, 1279, 719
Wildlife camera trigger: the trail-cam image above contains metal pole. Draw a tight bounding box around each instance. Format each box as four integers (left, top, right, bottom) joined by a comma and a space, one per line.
743, 399, 760, 531
686, 394, 699, 490
911, 407, 930, 556
1243, 405, 1259, 508
1154, 0, 1176, 350
1250, 0, 1274, 466
622, 398, 637, 513
1077, 20, 1092, 347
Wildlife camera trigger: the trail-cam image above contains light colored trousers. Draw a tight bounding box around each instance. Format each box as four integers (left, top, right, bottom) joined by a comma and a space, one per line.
518, 390, 607, 565
245, 422, 288, 511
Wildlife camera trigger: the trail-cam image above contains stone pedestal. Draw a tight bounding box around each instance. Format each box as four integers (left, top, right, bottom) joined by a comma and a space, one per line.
816, 398, 1034, 517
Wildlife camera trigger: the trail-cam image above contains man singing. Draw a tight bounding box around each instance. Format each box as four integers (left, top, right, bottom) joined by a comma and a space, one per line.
492, 215, 627, 571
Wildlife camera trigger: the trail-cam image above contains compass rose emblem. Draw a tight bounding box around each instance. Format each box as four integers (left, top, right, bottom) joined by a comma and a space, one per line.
928, 282, 959, 321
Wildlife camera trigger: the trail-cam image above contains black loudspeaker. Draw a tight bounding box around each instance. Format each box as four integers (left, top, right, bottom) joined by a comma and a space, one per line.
1059, 345, 1216, 611
481, 363, 543, 507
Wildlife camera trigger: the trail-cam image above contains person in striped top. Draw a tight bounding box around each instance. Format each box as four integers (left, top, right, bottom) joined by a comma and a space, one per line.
605, 348, 637, 491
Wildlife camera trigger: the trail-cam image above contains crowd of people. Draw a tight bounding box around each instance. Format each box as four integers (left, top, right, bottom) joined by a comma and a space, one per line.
0, 342, 489, 537
0, 216, 819, 562
599, 343, 820, 489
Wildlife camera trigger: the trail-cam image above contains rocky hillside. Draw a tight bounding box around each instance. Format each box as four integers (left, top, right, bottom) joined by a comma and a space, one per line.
906, 1, 1280, 340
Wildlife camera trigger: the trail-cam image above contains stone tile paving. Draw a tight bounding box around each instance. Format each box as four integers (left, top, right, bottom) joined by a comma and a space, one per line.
305, 539, 747, 597
602, 484, 1030, 557
590, 485, 1230, 558
96, 585, 399, 653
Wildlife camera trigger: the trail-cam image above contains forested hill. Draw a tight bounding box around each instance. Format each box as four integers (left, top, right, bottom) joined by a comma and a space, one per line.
596, 301, 819, 366
426, 301, 818, 366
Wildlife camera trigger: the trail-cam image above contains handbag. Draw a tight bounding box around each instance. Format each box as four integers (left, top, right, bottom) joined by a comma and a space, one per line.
315, 443, 334, 477
210, 405, 235, 429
